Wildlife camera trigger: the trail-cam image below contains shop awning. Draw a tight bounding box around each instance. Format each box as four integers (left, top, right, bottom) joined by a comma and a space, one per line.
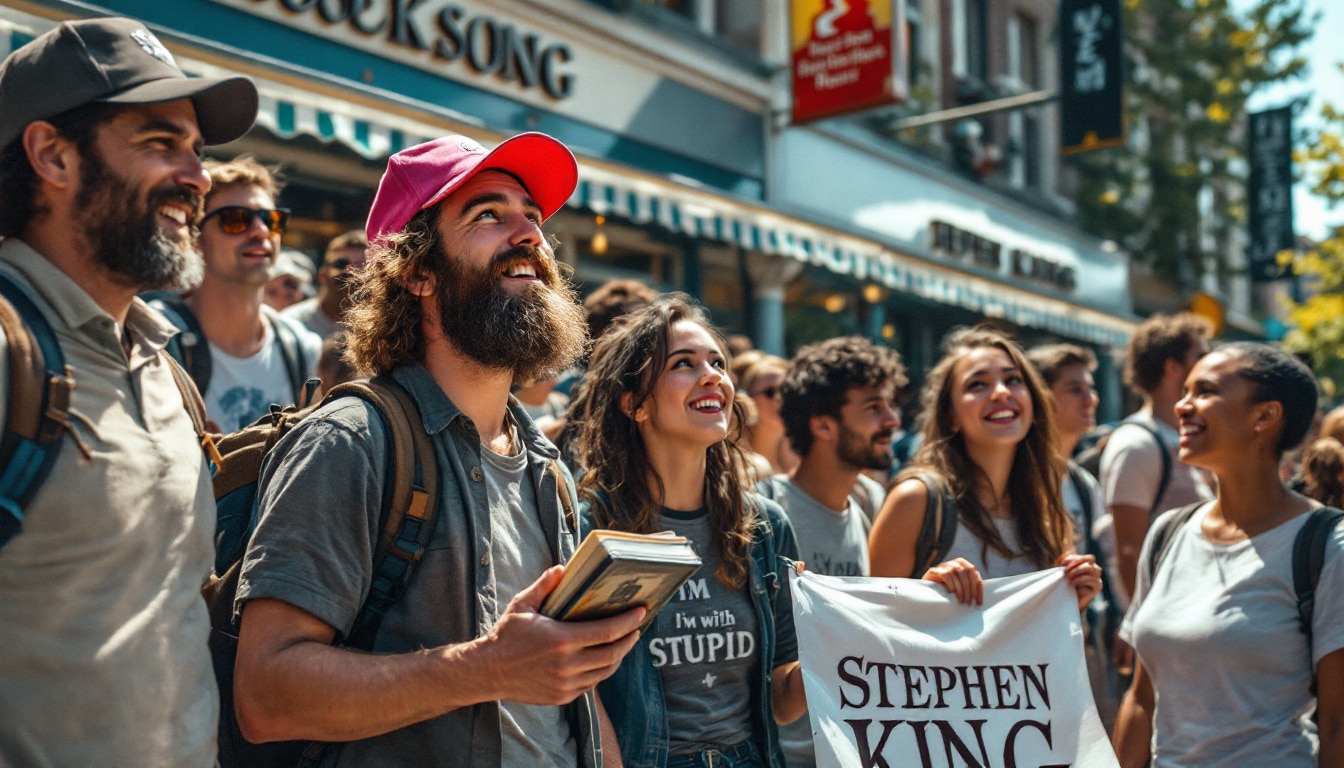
574, 164, 1136, 347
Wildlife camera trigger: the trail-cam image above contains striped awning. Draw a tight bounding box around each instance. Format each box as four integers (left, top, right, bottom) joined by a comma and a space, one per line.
574, 164, 1135, 347
0, 23, 1135, 347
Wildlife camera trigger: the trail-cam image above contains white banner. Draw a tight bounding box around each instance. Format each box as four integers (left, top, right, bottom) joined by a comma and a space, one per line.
789, 568, 1118, 768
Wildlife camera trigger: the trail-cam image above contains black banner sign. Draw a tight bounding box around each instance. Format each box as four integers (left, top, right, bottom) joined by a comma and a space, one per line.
1059, 0, 1125, 155
1247, 107, 1295, 282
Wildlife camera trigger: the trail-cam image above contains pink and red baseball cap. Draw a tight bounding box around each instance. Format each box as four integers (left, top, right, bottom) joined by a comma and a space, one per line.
366, 132, 578, 243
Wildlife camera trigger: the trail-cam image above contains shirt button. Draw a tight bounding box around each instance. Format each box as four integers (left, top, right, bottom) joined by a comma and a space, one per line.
481, 553, 491, 566
471, 467, 483, 482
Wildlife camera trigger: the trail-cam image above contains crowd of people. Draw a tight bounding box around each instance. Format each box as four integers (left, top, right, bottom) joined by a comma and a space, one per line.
0, 16, 1340, 768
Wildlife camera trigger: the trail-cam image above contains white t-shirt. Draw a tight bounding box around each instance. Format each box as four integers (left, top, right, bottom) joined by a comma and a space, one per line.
1097, 413, 1215, 607
204, 311, 321, 432
1120, 504, 1344, 767
945, 515, 1040, 579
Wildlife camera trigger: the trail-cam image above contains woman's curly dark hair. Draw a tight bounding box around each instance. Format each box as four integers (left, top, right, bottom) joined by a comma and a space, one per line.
572, 294, 755, 588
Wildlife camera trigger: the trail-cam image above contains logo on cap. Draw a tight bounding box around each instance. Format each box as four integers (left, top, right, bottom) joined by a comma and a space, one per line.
131, 28, 177, 69
459, 139, 483, 153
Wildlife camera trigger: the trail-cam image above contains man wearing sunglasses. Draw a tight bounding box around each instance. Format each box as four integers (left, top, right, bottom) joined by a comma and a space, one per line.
282, 228, 368, 339
152, 156, 321, 432
0, 17, 257, 767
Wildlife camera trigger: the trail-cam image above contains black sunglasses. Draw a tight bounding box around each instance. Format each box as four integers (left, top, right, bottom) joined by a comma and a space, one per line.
325, 258, 354, 272
202, 206, 291, 235
754, 386, 779, 399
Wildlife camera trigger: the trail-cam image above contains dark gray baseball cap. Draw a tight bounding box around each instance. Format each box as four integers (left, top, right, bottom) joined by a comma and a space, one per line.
0, 17, 258, 150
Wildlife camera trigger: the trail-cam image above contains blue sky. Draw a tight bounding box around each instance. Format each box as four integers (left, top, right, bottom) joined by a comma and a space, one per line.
1243, 0, 1344, 239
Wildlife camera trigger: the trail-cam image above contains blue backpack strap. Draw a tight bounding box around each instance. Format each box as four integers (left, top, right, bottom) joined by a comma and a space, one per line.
0, 273, 71, 551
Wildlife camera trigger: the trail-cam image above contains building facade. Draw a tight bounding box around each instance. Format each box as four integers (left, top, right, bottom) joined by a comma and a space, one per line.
1, 0, 1146, 417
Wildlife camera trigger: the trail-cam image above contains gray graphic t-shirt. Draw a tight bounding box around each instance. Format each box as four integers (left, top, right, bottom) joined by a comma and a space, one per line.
654, 508, 760, 753
481, 430, 577, 768
771, 478, 871, 768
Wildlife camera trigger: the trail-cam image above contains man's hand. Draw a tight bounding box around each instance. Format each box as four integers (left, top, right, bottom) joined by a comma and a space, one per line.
472, 565, 645, 706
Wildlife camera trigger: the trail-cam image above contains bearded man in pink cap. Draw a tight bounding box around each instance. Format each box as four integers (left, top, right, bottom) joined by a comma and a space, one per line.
231, 133, 640, 767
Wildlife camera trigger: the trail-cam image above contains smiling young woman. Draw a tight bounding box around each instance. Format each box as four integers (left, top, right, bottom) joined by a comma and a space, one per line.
867, 326, 1101, 610
1113, 343, 1344, 768
569, 295, 806, 768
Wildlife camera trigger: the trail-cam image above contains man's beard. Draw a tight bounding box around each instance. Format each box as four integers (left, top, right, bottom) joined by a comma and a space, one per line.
75, 147, 204, 293
837, 423, 893, 471
434, 243, 588, 384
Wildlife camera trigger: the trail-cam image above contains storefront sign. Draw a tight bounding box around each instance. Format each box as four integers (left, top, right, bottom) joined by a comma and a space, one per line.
931, 220, 1076, 291
227, 0, 573, 98
1059, 0, 1125, 154
1247, 106, 1295, 282
790, 0, 906, 123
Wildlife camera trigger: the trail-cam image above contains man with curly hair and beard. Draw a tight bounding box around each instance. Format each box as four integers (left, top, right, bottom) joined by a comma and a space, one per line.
0, 17, 257, 766
232, 132, 644, 767
760, 335, 905, 768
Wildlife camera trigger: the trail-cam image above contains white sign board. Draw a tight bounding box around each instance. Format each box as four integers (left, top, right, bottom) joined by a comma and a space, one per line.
789, 568, 1119, 768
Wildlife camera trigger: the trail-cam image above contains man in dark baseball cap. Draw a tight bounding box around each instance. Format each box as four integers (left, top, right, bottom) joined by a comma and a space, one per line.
0, 17, 257, 767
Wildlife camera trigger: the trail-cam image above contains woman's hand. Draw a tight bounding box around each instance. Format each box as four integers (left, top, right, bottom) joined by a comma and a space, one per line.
1058, 553, 1102, 611
923, 558, 984, 606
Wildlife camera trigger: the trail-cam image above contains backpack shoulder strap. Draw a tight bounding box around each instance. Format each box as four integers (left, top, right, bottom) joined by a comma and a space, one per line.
1120, 417, 1173, 518
910, 471, 959, 578
268, 313, 308, 404
159, 349, 224, 469
549, 458, 577, 535
1144, 501, 1204, 586
0, 273, 72, 551
1292, 506, 1344, 683
147, 294, 212, 396
329, 377, 440, 649
1067, 462, 1096, 551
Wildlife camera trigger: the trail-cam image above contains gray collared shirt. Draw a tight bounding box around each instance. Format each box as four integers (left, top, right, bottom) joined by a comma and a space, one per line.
0, 238, 218, 767
238, 363, 597, 767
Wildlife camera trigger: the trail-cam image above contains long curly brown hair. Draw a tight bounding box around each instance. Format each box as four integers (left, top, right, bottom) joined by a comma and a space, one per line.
899, 326, 1073, 568
342, 208, 442, 376
573, 295, 756, 588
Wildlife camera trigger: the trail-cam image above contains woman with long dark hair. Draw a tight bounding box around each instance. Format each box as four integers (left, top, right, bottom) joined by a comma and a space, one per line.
868, 326, 1101, 609
571, 295, 805, 768
1113, 343, 1343, 767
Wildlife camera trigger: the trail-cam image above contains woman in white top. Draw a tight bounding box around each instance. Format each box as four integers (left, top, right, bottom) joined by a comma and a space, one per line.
1113, 342, 1344, 767
868, 326, 1101, 609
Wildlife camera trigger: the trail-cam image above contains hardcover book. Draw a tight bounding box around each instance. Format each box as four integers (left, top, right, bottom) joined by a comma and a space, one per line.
542, 529, 702, 632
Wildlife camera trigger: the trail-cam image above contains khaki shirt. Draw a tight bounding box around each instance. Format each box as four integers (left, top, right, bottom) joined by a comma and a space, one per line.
0, 238, 217, 767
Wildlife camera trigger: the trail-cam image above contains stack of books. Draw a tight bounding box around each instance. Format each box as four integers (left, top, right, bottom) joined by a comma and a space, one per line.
542, 530, 702, 632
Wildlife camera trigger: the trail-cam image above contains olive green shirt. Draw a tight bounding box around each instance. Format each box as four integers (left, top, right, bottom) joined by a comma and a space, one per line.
0, 238, 218, 767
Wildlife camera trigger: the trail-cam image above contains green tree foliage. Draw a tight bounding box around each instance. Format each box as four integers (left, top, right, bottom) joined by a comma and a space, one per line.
1284, 79, 1344, 398
1072, 0, 1312, 283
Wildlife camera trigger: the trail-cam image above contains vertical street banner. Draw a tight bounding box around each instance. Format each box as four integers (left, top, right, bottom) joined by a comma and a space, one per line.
1059, 0, 1125, 154
791, 0, 907, 124
1247, 106, 1296, 282
790, 568, 1119, 768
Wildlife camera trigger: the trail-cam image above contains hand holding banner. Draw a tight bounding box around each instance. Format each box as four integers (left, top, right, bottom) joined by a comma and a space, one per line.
789, 568, 1118, 768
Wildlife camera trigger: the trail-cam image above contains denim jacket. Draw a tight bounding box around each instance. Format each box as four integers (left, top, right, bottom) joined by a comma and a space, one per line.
581, 493, 799, 768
